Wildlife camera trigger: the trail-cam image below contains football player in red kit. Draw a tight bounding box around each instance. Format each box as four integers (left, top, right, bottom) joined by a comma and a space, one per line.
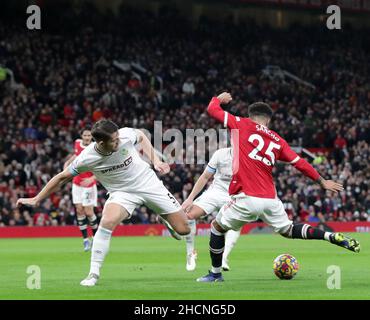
64, 127, 98, 251
197, 92, 360, 282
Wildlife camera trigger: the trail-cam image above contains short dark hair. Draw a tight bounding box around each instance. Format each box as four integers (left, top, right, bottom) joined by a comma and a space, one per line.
248, 102, 273, 119
91, 119, 119, 142
80, 125, 92, 136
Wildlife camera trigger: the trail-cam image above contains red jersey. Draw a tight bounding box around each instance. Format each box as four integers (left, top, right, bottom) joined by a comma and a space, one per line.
72, 139, 96, 187
208, 97, 320, 199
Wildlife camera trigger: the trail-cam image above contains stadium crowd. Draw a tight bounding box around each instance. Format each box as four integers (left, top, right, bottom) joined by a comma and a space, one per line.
0, 5, 369, 227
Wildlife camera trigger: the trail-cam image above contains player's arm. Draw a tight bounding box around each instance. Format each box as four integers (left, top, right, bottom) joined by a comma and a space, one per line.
182, 168, 215, 211
135, 129, 170, 174
16, 167, 73, 208
279, 141, 343, 193
63, 154, 76, 170
207, 92, 239, 129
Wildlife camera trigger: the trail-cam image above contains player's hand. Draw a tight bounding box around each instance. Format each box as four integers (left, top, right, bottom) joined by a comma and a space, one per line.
319, 179, 344, 193
154, 161, 170, 175
182, 198, 194, 212
16, 197, 40, 208
217, 92, 232, 104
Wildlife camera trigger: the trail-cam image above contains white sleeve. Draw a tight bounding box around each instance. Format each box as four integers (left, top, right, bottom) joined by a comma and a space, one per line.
119, 127, 138, 145
206, 150, 219, 174
68, 152, 91, 176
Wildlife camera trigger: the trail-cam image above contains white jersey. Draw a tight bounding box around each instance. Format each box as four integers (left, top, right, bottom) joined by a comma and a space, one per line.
206, 148, 233, 193
69, 127, 154, 193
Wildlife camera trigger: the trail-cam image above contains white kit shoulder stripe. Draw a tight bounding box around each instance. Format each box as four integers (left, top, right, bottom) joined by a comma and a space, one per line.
290, 156, 300, 164
224, 112, 228, 128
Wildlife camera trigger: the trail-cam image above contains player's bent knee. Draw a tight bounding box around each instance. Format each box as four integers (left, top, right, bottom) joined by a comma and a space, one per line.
278, 224, 293, 238
212, 220, 227, 234
186, 211, 197, 220
100, 213, 125, 231
175, 223, 191, 236
186, 206, 205, 220
100, 219, 113, 231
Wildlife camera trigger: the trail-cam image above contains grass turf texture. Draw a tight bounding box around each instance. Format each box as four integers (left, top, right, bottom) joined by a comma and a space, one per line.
0, 233, 369, 300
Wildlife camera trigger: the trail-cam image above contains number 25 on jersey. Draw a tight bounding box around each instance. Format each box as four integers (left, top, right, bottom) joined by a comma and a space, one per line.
248, 134, 281, 166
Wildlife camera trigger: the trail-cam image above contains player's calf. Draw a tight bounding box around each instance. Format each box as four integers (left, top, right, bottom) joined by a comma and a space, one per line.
209, 220, 227, 274
85, 206, 98, 235
76, 211, 89, 242
279, 223, 330, 240
163, 211, 191, 236
280, 223, 360, 253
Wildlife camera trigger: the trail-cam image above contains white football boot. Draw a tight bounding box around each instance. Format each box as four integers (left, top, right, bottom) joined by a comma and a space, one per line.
80, 273, 99, 287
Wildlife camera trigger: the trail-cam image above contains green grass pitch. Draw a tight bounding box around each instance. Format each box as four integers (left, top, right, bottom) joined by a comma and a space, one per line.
0, 233, 369, 300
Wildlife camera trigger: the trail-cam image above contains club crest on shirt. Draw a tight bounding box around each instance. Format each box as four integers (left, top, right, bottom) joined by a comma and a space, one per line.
121, 148, 128, 156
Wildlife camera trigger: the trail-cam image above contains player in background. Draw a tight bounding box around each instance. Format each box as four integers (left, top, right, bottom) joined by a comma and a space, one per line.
63, 128, 98, 251
197, 92, 360, 282
17, 119, 190, 287
182, 147, 240, 271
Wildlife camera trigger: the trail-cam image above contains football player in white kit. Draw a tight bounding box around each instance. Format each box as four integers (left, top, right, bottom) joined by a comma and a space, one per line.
16, 119, 190, 287
182, 148, 241, 271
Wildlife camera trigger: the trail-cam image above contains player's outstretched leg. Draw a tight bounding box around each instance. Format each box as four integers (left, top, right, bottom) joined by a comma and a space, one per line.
80, 203, 128, 287
329, 232, 360, 252
222, 229, 241, 271
185, 219, 197, 271
197, 220, 226, 282
281, 223, 360, 253
157, 215, 182, 240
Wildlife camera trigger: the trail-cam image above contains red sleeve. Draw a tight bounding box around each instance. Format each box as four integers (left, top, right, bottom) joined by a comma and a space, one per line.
279, 140, 320, 181
207, 97, 240, 129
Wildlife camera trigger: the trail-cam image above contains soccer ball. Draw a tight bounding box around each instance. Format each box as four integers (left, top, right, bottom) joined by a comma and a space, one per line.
273, 254, 299, 280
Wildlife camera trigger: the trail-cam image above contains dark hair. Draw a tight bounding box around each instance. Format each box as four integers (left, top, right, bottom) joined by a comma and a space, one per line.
248, 102, 273, 119
80, 125, 92, 136
91, 119, 119, 142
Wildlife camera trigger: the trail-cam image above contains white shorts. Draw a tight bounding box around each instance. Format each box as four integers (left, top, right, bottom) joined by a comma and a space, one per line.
193, 187, 231, 216
216, 193, 292, 233
72, 184, 98, 207
104, 174, 181, 218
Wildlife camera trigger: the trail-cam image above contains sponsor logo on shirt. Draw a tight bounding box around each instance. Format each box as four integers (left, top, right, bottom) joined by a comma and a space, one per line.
101, 156, 133, 173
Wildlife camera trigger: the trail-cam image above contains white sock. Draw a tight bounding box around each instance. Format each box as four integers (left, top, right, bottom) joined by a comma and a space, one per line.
324, 232, 332, 241
185, 219, 196, 255
211, 266, 222, 274
89, 226, 112, 276
223, 229, 241, 263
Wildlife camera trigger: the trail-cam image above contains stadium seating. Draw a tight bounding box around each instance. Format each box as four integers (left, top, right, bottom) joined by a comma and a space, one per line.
0, 5, 369, 226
